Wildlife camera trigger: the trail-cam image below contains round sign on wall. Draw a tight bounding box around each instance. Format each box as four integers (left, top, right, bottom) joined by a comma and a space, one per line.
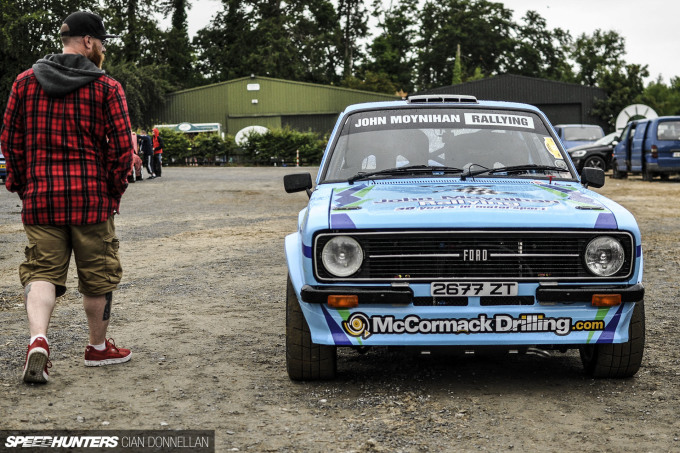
616, 104, 658, 131
234, 125, 269, 146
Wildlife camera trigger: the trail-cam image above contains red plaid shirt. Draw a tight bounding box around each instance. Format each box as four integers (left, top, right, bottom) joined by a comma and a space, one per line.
1, 68, 133, 225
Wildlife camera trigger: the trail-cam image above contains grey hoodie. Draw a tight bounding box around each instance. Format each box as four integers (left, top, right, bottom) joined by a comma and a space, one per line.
32, 54, 105, 97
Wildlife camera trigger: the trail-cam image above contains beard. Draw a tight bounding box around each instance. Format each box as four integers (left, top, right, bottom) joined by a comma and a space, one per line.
88, 44, 105, 69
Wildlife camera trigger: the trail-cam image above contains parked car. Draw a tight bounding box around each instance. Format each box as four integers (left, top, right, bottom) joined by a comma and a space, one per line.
554, 124, 605, 150
612, 116, 680, 180
568, 132, 619, 173
283, 95, 644, 381
0, 147, 6, 183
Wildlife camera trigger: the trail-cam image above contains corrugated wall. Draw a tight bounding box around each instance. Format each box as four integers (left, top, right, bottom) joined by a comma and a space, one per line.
155, 77, 399, 135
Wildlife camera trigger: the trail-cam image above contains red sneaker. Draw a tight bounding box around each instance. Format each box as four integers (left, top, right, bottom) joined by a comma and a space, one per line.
22, 337, 51, 384
84, 338, 132, 367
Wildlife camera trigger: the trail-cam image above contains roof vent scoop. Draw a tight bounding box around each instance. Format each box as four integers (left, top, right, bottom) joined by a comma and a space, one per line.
407, 94, 478, 104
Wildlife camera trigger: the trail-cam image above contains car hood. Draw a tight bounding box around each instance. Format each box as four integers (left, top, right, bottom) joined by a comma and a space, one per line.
304, 179, 632, 231
568, 143, 610, 153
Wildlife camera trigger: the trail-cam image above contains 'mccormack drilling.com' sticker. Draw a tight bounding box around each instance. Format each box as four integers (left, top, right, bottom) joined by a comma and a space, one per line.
342, 312, 605, 339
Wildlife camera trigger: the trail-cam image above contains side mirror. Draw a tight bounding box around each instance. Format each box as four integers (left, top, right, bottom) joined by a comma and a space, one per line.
581, 167, 605, 188
284, 173, 313, 197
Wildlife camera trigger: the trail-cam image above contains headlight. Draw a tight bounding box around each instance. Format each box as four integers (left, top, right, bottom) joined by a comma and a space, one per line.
585, 236, 625, 276
321, 236, 363, 277
571, 150, 587, 158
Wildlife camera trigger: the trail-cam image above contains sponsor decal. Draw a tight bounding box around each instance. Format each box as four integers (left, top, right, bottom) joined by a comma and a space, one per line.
544, 137, 563, 159
353, 114, 462, 128
464, 113, 534, 129
342, 312, 605, 339
374, 194, 559, 212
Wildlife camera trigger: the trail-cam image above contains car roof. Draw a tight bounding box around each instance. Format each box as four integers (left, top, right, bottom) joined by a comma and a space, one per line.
342, 98, 545, 115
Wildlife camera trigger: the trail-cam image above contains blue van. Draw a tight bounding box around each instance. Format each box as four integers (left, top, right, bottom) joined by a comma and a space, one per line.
612, 116, 680, 180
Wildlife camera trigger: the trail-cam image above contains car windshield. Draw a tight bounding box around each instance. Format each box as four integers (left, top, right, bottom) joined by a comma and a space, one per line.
562, 126, 604, 141
321, 108, 573, 183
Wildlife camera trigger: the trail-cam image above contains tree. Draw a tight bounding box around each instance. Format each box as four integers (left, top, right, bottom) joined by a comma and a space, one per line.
640, 76, 680, 116
363, 0, 418, 94
161, 0, 199, 89
414, 0, 515, 90
591, 63, 649, 128
194, 0, 341, 84
571, 29, 626, 86
337, 0, 368, 79
193, 0, 254, 82
509, 10, 574, 82
105, 60, 173, 127
0, 0, 88, 112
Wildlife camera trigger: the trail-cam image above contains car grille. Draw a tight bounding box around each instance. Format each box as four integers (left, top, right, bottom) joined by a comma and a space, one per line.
314, 230, 635, 282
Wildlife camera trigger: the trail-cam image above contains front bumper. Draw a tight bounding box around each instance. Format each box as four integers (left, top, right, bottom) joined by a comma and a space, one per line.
295, 284, 643, 347
301, 283, 644, 305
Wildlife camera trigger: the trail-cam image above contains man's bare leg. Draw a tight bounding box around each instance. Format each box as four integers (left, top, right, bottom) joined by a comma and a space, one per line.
25, 281, 57, 337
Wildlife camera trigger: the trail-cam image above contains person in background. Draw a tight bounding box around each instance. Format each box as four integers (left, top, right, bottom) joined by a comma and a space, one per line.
128, 131, 143, 182
139, 129, 155, 179
152, 127, 164, 177
1, 10, 133, 384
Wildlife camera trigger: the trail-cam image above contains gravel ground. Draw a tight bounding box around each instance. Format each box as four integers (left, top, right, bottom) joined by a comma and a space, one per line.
0, 167, 679, 452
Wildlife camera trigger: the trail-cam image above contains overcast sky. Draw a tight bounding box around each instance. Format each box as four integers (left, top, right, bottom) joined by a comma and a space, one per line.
182, 0, 679, 84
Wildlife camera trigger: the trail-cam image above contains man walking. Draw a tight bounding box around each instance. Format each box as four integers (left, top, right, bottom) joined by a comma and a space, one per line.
1, 11, 133, 383
139, 129, 155, 178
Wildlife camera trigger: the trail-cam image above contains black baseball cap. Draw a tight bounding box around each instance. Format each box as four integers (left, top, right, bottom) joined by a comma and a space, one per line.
60, 11, 118, 40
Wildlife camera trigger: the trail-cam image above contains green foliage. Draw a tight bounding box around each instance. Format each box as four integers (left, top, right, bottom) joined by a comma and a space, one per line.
158, 129, 192, 162
150, 130, 239, 165
106, 61, 173, 127
363, 0, 417, 94
192, 133, 230, 163
3, 0, 680, 150
240, 128, 327, 166
341, 71, 398, 95
640, 77, 680, 116
591, 64, 649, 128
571, 29, 627, 87
414, 0, 515, 90
508, 10, 574, 82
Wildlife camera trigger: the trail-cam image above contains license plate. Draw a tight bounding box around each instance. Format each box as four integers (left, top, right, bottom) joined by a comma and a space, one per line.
673, 152, 680, 158
431, 282, 518, 297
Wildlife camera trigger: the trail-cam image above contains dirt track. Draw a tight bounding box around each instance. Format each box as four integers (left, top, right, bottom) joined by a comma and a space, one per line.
0, 167, 679, 452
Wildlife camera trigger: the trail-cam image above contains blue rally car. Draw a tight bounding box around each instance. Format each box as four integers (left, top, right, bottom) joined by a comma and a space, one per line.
283, 95, 644, 380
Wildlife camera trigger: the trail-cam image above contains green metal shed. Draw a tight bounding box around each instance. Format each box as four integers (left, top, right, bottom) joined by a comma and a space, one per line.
153, 76, 400, 136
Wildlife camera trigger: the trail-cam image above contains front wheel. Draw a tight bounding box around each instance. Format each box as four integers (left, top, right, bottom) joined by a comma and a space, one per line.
611, 161, 627, 179
579, 302, 645, 378
583, 156, 606, 172
286, 276, 337, 380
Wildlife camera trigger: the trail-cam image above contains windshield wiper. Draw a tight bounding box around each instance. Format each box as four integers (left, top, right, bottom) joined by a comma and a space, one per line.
461, 164, 570, 181
348, 165, 465, 184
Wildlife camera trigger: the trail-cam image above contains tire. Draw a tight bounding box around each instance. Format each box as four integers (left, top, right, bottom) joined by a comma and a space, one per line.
611, 161, 627, 179
642, 168, 654, 181
583, 156, 606, 171
579, 302, 645, 378
659, 173, 670, 181
286, 276, 337, 380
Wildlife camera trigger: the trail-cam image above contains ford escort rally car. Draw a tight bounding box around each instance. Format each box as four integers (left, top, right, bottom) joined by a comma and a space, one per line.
283, 95, 644, 380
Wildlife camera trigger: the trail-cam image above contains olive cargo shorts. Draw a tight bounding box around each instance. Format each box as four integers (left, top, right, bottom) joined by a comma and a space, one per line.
19, 217, 123, 297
